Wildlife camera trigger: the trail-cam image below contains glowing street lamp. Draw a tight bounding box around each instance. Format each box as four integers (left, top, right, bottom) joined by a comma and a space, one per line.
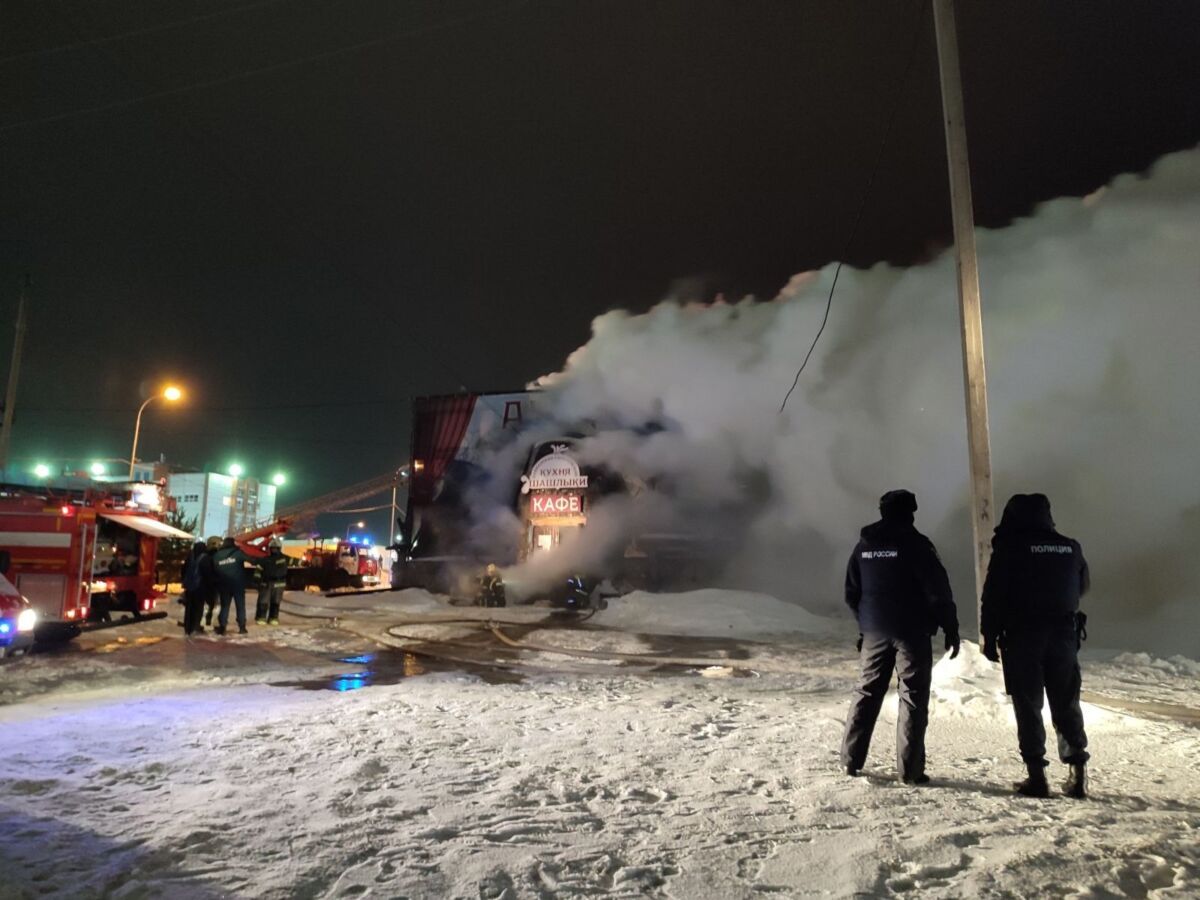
228, 463, 244, 478
271, 472, 286, 487
345, 520, 365, 540
129, 384, 184, 478
33, 463, 51, 479
90, 462, 106, 477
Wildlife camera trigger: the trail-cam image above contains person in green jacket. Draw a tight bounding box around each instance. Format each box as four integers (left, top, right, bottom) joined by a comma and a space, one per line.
255, 539, 289, 625
211, 536, 256, 635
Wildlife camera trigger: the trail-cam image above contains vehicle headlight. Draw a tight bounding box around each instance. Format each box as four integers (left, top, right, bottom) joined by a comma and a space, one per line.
17, 608, 37, 632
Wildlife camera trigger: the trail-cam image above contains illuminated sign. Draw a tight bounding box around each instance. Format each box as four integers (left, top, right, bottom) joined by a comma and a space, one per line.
521, 445, 588, 494
530, 493, 584, 517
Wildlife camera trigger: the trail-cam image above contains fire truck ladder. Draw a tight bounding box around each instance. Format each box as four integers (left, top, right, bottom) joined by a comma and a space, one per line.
270, 470, 408, 535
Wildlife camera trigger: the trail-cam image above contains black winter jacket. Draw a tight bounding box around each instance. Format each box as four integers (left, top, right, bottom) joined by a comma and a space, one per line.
182, 547, 217, 594
260, 550, 289, 583
980, 494, 1089, 637
210, 545, 256, 590
845, 517, 958, 638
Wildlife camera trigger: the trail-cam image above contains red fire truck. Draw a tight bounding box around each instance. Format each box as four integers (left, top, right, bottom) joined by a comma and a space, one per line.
286, 539, 381, 591
0, 483, 194, 625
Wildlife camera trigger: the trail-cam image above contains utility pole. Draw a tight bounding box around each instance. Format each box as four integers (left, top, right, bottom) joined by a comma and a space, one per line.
389, 470, 400, 547
933, 0, 995, 633
0, 275, 30, 476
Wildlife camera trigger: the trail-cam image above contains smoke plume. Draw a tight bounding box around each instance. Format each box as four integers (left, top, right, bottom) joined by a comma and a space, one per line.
502, 148, 1200, 653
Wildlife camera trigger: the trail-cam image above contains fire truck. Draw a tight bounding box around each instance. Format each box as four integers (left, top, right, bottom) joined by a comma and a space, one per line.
286, 539, 381, 591
0, 482, 194, 625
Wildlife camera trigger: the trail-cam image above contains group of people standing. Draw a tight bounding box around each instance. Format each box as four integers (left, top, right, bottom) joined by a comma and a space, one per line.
841, 489, 1091, 800
180, 537, 290, 636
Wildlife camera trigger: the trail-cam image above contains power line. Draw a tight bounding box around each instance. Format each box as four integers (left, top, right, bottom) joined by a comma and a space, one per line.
0, 0, 529, 134
0, 0, 296, 65
779, 0, 928, 414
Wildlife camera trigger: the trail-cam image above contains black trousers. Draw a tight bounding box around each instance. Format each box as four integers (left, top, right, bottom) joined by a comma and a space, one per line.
182, 589, 208, 634
255, 583, 285, 621
841, 633, 933, 779
1002, 625, 1089, 766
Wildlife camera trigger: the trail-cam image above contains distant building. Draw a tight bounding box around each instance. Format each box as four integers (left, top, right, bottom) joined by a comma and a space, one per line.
168, 473, 276, 537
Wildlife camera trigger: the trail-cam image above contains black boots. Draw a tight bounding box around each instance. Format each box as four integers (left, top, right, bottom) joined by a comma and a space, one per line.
1015, 763, 1050, 798
1013, 762, 1087, 798
1063, 763, 1087, 799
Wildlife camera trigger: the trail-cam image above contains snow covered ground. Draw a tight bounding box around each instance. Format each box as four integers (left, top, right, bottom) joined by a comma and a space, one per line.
1, 590, 1197, 898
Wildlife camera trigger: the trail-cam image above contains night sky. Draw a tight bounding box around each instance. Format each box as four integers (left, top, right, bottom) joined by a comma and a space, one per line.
2, 0, 1198, 529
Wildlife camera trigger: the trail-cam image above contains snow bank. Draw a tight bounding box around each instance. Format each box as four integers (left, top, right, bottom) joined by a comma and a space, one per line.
931, 640, 1009, 716
599, 589, 841, 639
1111, 652, 1200, 679
932, 641, 1116, 726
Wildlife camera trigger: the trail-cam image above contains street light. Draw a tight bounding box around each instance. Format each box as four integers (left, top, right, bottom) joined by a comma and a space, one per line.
33, 463, 50, 479
228, 463, 244, 478
271, 472, 286, 486
129, 384, 184, 478
90, 462, 106, 477
345, 520, 365, 540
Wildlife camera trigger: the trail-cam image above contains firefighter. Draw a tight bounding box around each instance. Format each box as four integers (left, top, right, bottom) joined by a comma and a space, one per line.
476, 563, 506, 608
210, 536, 257, 635
180, 540, 215, 636
255, 539, 289, 625
841, 489, 960, 784
980, 493, 1091, 799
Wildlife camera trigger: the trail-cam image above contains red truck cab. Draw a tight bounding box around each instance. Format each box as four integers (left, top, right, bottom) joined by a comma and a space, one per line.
0, 485, 193, 624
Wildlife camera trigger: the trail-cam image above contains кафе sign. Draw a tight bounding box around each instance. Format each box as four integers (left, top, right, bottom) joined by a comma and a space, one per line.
530, 492, 584, 516
523, 445, 588, 524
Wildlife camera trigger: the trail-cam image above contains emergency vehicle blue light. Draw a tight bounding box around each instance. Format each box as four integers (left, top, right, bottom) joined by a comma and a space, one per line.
331, 673, 369, 692
0, 621, 11, 634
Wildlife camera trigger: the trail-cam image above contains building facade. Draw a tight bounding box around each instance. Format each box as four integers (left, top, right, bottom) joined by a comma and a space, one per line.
168, 473, 276, 537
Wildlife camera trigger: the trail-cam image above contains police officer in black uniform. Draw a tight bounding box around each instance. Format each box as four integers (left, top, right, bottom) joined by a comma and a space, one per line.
981, 493, 1090, 799
842, 489, 960, 784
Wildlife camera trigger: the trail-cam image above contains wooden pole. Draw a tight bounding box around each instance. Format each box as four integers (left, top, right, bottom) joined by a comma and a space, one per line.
932, 0, 995, 634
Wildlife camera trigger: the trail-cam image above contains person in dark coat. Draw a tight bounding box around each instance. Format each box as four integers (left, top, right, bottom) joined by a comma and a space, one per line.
203, 536, 222, 626
841, 489, 960, 784
254, 539, 289, 625
981, 493, 1091, 799
180, 540, 215, 636
210, 536, 257, 635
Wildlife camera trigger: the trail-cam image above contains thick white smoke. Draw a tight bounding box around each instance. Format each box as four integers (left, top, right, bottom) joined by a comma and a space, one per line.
509, 148, 1200, 653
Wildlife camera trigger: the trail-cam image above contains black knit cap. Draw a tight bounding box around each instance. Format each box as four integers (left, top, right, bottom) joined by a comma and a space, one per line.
879, 489, 918, 518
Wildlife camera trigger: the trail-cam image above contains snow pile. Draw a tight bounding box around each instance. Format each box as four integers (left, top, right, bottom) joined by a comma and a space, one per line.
930, 640, 1009, 716
1111, 651, 1200, 679
469, 147, 1200, 653
599, 589, 840, 639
